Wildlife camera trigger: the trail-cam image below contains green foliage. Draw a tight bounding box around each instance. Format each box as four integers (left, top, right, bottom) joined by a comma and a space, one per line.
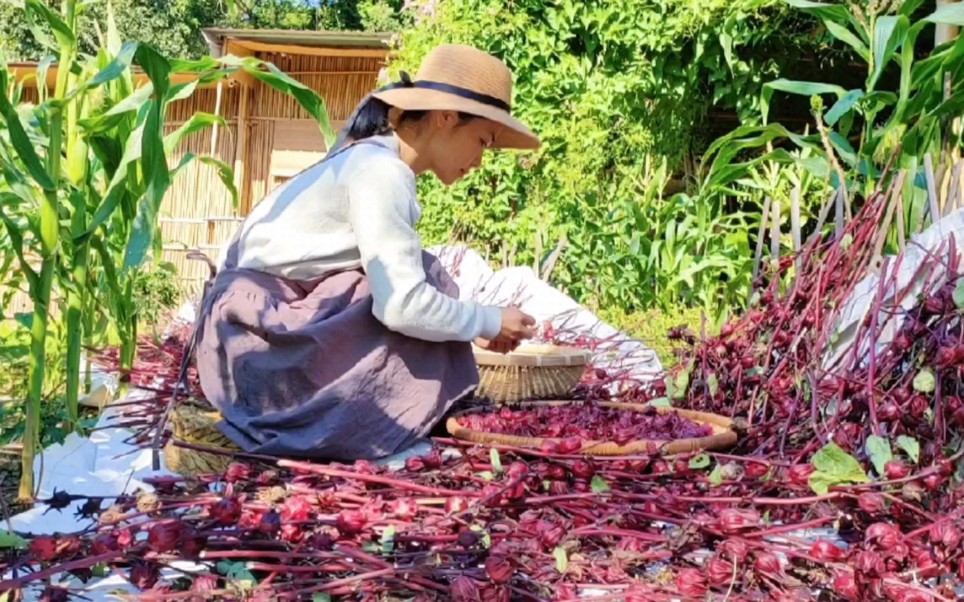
132, 261, 183, 329
393, 0, 838, 317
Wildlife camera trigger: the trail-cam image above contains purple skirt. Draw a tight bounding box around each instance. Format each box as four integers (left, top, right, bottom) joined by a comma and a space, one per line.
194, 252, 479, 460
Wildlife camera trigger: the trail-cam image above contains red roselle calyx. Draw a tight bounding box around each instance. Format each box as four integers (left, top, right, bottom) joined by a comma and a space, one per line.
885, 461, 911, 480
405, 456, 426, 472
718, 538, 750, 563
423, 448, 444, 469
571, 460, 595, 480
445, 496, 469, 515
674, 568, 708, 597
753, 552, 783, 578
854, 551, 884, 577
865, 522, 902, 550
258, 510, 282, 536
148, 520, 186, 553
450, 576, 481, 602
718, 508, 761, 534
224, 462, 252, 483
810, 539, 846, 562
857, 492, 887, 514
210, 498, 242, 526
929, 522, 962, 550
129, 563, 161, 589
832, 572, 860, 602
29, 536, 61, 562
707, 557, 735, 586
280, 496, 313, 522
484, 554, 514, 584
787, 464, 816, 488
337, 509, 367, 536
744, 461, 769, 479
390, 498, 417, 520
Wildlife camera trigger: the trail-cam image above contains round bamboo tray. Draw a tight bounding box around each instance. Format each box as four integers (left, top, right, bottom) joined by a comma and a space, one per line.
446, 400, 738, 456
474, 344, 591, 404
163, 403, 240, 477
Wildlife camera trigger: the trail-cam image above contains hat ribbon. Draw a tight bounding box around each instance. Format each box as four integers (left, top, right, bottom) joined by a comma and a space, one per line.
379, 71, 511, 113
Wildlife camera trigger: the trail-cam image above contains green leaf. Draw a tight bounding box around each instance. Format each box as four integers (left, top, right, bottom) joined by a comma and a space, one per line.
0, 81, 55, 191
708, 464, 724, 486
809, 442, 870, 495
83, 41, 139, 91
25, 0, 77, 48
896, 435, 920, 463
865, 435, 893, 476
783, 0, 852, 23
477, 471, 495, 481
590, 475, 611, 493
0, 531, 28, 550
689, 454, 711, 470
672, 363, 692, 400
762, 80, 846, 125
648, 397, 672, 408
913, 369, 936, 394
163, 112, 226, 154
926, 2, 964, 26
871, 16, 907, 90
490, 448, 503, 475
217, 560, 255, 588
825, 90, 864, 125
380, 525, 397, 553
553, 546, 568, 574
823, 20, 870, 61
706, 373, 719, 396
953, 279, 964, 309
312, 595, 332, 602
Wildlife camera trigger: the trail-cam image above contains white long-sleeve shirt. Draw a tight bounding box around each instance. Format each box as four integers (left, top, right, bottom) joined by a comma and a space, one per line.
231, 134, 503, 343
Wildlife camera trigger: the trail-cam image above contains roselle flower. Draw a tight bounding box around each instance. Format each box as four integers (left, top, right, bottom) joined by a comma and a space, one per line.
209, 498, 242, 526
484, 554, 514, 584
281, 495, 313, 522
280, 523, 304, 544
450, 576, 481, 602
857, 492, 887, 514
310, 527, 337, 551
877, 402, 900, 422
787, 464, 816, 488
548, 481, 570, 496
423, 448, 444, 469
707, 556, 735, 586
558, 437, 582, 454
810, 539, 847, 562
546, 465, 567, 481
116, 528, 134, 548
191, 574, 219, 594
92, 533, 119, 555
539, 440, 560, 454
336, 509, 367, 536
885, 461, 911, 480
389, 498, 418, 521
130, 563, 161, 589
29, 536, 61, 562
718, 538, 750, 563
718, 508, 761, 534
258, 509, 282, 536
39, 586, 69, 602
913, 548, 940, 579
224, 462, 251, 483
929, 522, 961, 550
405, 456, 426, 472
854, 550, 884, 577
507, 461, 529, 480
147, 520, 187, 553
832, 571, 861, 601
865, 522, 902, 550
674, 568, 707, 597
537, 521, 566, 549
480, 585, 510, 602
922, 473, 944, 491
255, 470, 279, 486
445, 496, 469, 515
753, 552, 783, 578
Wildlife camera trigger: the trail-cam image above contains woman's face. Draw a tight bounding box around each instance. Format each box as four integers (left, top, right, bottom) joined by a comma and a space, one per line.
426, 112, 504, 185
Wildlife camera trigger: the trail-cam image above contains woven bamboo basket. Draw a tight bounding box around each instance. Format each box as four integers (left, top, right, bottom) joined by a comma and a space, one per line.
163, 404, 241, 477
446, 400, 738, 456
473, 344, 591, 404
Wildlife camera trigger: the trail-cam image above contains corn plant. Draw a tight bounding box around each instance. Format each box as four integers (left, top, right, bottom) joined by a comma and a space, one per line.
0, 0, 335, 501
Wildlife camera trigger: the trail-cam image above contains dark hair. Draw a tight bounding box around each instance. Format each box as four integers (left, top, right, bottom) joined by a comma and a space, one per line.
329, 96, 478, 153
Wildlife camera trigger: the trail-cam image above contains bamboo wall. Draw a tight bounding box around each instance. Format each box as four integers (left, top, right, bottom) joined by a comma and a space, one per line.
4, 50, 384, 317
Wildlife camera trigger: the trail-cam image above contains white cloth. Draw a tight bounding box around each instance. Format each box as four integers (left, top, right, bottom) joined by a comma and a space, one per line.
230, 134, 502, 343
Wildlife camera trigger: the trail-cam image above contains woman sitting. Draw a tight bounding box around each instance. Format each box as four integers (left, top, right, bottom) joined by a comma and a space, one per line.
195, 44, 540, 461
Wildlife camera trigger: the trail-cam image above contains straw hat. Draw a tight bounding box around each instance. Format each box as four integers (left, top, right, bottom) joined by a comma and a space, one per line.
372, 44, 540, 150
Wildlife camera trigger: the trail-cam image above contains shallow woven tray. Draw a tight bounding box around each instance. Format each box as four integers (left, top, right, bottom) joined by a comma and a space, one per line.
163, 403, 240, 477
474, 344, 591, 404
446, 400, 737, 456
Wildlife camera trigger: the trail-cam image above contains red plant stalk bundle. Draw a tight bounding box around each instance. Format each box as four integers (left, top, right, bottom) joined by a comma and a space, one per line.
11, 178, 964, 600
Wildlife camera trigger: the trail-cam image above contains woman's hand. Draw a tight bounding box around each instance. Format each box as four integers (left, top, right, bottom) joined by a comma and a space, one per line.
474, 335, 520, 355
499, 306, 537, 342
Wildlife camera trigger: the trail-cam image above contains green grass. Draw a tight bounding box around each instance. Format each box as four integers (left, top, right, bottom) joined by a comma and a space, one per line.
598, 306, 716, 369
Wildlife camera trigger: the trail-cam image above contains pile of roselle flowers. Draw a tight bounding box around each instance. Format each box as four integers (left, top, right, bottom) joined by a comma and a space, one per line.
6, 186, 964, 601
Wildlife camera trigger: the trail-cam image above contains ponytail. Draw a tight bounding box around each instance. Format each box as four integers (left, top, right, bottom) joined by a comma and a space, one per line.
329, 95, 394, 154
